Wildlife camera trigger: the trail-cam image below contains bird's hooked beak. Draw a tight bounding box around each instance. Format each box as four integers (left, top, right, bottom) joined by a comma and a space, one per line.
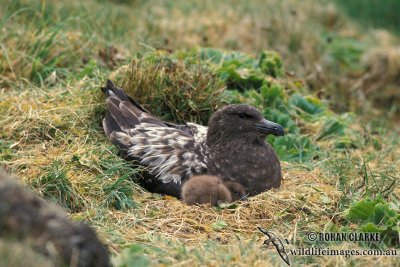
255, 119, 285, 136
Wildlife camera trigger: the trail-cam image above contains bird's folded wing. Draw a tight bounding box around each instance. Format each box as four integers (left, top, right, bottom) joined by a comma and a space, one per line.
102, 80, 208, 184
111, 124, 207, 184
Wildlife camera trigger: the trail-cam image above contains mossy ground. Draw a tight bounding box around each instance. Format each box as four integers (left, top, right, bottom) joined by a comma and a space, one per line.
1, 0, 399, 266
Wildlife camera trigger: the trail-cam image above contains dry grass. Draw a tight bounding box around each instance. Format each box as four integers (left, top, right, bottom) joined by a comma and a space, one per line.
355, 46, 400, 113
106, 167, 338, 242
1, 78, 399, 266
110, 54, 225, 124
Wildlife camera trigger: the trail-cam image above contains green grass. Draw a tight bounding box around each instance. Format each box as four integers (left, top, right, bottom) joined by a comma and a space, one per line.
98, 154, 139, 210
335, 0, 400, 34
0, 0, 399, 266
31, 159, 83, 211
2, 0, 400, 113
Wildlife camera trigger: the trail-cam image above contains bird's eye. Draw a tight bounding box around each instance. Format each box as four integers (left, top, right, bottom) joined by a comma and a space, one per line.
238, 113, 252, 119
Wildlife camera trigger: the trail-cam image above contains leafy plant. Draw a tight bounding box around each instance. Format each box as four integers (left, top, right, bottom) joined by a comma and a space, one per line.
257, 50, 283, 78
347, 195, 400, 247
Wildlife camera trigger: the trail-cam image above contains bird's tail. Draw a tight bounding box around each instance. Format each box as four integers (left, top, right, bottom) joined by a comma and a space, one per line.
101, 80, 165, 157
102, 80, 137, 134
101, 79, 149, 113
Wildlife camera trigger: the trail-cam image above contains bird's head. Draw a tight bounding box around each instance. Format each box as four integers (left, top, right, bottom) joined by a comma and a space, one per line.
181, 175, 233, 206
224, 181, 247, 201
207, 104, 284, 143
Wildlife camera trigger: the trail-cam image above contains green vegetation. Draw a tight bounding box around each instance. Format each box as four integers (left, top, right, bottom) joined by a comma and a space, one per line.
348, 195, 399, 247
336, 0, 400, 34
1, 0, 399, 266
31, 159, 82, 211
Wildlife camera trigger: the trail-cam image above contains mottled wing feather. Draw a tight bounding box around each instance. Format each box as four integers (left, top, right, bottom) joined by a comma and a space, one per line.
162, 122, 208, 143
186, 123, 208, 143
111, 123, 207, 184
102, 80, 208, 184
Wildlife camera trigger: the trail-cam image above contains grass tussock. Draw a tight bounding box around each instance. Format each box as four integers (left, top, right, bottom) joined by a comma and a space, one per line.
111, 52, 226, 124
357, 47, 400, 112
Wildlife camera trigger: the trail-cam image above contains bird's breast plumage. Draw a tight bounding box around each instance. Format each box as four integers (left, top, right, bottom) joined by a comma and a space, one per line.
206, 138, 281, 195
